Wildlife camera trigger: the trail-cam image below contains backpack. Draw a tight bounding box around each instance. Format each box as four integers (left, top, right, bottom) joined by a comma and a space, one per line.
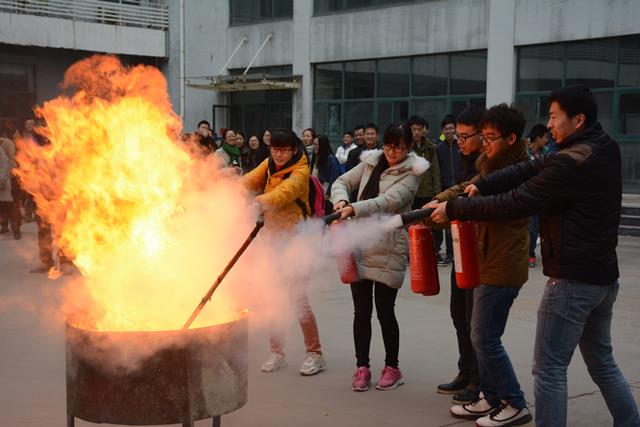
266, 170, 327, 219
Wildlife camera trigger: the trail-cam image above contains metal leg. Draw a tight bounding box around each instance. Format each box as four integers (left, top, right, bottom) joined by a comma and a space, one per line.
212, 416, 221, 427
66, 414, 75, 427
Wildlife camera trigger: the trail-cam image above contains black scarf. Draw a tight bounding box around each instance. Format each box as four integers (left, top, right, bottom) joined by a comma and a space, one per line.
360, 154, 390, 201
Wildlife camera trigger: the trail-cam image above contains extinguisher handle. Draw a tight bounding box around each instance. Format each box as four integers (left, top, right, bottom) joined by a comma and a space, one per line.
323, 211, 342, 225
400, 208, 435, 227
458, 192, 469, 198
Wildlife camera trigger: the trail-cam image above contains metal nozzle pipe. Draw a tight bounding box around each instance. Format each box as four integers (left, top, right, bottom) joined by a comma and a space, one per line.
399, 208, 435, 227
323, 211, 342, 225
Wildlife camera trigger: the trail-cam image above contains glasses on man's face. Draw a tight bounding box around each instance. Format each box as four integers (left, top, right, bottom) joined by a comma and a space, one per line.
270, 146, 292, 154
458, 130, 481, 143
383, 144, 408, 153
482, 134, 505, 144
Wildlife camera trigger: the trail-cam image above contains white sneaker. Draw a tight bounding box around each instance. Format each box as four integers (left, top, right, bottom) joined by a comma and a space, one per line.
299, 352, 326, 376
450, 392, 495, 420
476, 402, 532, 427
260, 353, 287, 373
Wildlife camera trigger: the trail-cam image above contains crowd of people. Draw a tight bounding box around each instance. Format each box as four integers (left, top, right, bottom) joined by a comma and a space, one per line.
2, 84, 638, 427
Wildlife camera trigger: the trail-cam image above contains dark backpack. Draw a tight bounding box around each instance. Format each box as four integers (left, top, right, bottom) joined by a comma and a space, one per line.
266, 170, 327, 219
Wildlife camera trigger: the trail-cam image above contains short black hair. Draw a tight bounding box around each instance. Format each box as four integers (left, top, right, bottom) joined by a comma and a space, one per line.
343, 130, 354, 137
364, 123, 378, 133
270, 128, 297, 148
384, 122, 412, 149
407, 115, 428, 129
441, 114, 456, 129
548, 84, 598, 128
197, 120, 210, 129
354, 124, 365, 132
528, 123, 548, 141
481, 103, 526, 142
456, 106, 485, 128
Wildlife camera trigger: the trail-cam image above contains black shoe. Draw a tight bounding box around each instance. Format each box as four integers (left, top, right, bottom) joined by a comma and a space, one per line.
437, 374, 469, 394
12, 228, 21, 240
30, 263, 53, 274
452, 386, 479, 404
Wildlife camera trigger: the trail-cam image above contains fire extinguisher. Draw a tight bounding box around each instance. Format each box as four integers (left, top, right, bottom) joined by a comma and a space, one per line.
330, 221, 359, 284
451, 220, 480, 289
408, 223, 440, 296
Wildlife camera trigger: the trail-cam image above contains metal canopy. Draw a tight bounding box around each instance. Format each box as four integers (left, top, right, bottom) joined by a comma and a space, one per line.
186, 73, 301, 92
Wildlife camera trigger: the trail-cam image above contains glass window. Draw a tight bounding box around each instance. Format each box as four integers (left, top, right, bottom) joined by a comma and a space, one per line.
412, 99, 447, 133
345, 61, 375, 99
230, 0, 293, 25
518, 45, 564, 92
412, 54, 448, 96
619, 93, 640, 135
451, 51, 487, 95
515, 94, 539, 135
619, 36, 640, 88
377, 58, 409, 98
314, 0, 339, 14
566, 40, 616, 89
314, 63, 342, 100
344, 101, 374, 132
0, 63, 34, 92
593, 92, 613, 133
314, 0, 423, 14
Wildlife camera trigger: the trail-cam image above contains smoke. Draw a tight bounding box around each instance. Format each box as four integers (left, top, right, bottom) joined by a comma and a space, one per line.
6, 55, 405, 372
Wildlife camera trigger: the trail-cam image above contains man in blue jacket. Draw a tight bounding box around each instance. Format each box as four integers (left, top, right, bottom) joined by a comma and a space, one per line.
431, 86, 640, 427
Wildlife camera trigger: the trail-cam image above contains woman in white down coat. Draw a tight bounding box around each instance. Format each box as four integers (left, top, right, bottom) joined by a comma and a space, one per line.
331, 123, 429, 392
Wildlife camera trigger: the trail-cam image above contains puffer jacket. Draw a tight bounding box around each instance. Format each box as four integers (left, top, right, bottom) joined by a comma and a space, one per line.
243, 150, 311, 233
331, 150, 428, 288
447, 139, 531, 287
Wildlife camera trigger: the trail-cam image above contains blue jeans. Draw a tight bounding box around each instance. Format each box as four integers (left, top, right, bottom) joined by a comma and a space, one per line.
471, 285, 526, 409
533, 279, 640, 427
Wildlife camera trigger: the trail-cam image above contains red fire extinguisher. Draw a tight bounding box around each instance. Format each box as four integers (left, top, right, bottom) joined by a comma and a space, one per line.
408, 224, 440, 296
330, 221, 359, 284
451, 220, 480, 289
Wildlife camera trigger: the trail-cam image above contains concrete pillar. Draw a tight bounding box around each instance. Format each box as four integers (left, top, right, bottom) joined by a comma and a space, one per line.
291, 1, 312, 134
485, 0, 516, 106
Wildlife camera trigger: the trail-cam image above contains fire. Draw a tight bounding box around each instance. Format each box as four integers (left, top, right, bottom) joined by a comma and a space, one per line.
15, 56, 253, 331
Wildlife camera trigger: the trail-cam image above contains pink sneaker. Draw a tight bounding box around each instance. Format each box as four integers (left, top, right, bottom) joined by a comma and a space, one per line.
351, 366, 371, 391
375, 366, 404, 390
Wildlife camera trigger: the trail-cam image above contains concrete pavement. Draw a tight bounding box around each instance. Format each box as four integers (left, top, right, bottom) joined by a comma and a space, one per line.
1, 223, 639, 427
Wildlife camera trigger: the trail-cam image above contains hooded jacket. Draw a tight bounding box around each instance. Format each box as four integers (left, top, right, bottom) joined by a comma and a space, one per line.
331, 150, 428, 288
413, 137, 441, 199
243, 150, 311, 233
446, 123, 620, 286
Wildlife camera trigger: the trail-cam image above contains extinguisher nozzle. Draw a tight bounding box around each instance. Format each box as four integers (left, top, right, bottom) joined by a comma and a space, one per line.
399, 208, 435, 227
323, 211, 342, 225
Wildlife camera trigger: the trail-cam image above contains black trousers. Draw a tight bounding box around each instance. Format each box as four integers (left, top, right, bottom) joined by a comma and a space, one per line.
450, 265, 478, 385
350, 280, 399, 368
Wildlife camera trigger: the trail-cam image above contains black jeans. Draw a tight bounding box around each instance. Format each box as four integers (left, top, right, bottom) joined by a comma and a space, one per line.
450, 265, 478, 385
350, 280, 399, 368
434, 228, 453, 258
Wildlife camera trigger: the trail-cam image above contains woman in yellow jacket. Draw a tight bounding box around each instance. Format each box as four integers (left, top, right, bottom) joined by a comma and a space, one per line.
243, 129, 325, 376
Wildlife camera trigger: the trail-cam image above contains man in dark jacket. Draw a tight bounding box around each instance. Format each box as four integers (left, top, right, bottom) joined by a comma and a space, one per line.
432, 86, 640, 427
345, 123, 380, 172
409, 115, 441, 209
427, 106, 484, 404
434, 115, 461, 265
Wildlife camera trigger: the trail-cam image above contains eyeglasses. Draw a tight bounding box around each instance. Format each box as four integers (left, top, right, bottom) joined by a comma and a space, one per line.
457, 130, 481, 143
482, 134, 505, 144
383, 144, 409, 153
270, 146, 293, 154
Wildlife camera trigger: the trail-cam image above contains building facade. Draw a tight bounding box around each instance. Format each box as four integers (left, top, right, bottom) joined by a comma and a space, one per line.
1, 0, 639, 191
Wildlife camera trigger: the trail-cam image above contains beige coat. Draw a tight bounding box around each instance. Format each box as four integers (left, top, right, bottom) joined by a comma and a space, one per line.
331, 150, 427, 288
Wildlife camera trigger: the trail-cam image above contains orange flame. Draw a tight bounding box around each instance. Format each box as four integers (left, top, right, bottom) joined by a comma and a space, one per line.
15, 55, 252, 331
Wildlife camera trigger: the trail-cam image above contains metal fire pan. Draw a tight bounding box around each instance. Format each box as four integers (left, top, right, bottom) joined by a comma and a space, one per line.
65, 313, 248, 425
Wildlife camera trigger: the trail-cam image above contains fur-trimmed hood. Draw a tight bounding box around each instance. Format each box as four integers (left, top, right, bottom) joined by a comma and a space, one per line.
360, 149, 430, 177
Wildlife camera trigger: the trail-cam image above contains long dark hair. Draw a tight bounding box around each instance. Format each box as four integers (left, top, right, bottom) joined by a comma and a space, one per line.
315, 134, 334, 168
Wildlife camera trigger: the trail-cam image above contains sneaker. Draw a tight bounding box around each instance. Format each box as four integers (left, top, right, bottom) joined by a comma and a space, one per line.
351, 366, 371, 392
437, 374, 469, 394
528, 257, 536, 268
453, 386, 479, 404
437, 255, 448, 266
260, 353, 287, 373
450, 392, 495, 420
475, 402, 532, 426
375, 366, 404, 390
299, 352, 326, 376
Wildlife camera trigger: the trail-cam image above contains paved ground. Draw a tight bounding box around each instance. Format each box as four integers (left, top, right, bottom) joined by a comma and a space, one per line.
1, 223, 639, 427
